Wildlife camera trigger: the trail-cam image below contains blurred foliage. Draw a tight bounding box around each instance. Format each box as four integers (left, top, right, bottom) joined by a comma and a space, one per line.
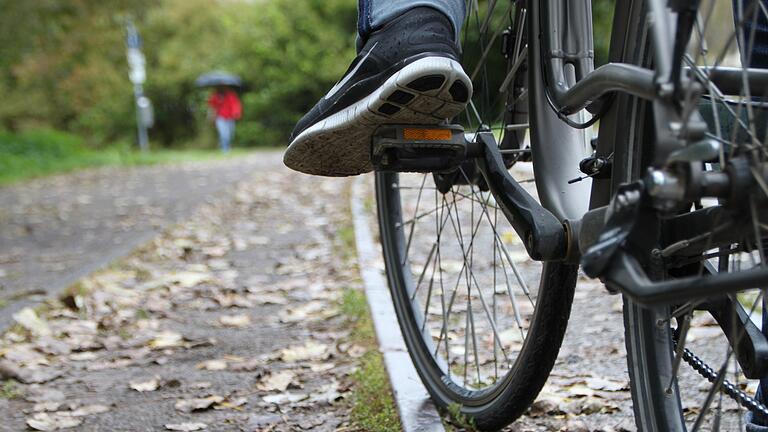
593, 0, 615, 66
0, 0, 613, 149
0, 0, 356, 148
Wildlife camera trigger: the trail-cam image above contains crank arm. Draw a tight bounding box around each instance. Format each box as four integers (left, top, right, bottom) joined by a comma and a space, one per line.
474, 131, 567, 261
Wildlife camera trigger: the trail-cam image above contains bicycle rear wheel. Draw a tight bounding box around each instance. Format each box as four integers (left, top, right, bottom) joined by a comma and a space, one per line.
375, 1, 578, 429
605, 1, 768, 430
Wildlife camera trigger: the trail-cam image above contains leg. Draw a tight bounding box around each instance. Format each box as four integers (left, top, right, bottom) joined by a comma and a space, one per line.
357, 0, 465, 47
215, 117, 229, 152
733, 0, 768, 68
227, 120, 235, 151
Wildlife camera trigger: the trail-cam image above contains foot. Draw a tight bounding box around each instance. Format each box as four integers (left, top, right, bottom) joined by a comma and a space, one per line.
284, 7, 472, 177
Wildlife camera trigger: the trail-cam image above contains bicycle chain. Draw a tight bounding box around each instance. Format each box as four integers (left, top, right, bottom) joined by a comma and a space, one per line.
681, 345, 768, 418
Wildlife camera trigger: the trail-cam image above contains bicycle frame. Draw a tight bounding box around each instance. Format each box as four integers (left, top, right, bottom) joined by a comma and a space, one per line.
502, 0, 768, 305
529, 0, 678, 223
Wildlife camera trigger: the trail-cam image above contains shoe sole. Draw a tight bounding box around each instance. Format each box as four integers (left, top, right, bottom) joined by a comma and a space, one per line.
284, 56, 472, 177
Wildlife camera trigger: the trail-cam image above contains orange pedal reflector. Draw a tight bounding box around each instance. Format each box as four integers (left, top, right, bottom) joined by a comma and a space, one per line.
403, 128, 453, 141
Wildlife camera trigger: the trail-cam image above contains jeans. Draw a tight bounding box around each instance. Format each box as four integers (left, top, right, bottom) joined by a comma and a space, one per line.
357, 0, 465, 43
215, 117, 235, 152
735, 0, 768, 68
357, 0, 768, 69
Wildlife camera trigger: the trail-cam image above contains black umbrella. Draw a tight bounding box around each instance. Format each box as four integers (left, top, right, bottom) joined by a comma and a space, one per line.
195, 71, 242, 88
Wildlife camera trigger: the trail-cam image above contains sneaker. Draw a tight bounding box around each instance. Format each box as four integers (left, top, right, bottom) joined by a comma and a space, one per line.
284, 6, 472, 177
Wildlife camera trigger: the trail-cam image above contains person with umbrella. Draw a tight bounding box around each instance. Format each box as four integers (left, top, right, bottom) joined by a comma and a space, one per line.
196, 72, 243, 152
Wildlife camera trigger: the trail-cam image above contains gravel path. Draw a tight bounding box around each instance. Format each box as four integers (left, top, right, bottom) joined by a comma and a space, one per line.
0, 161, 360, 431
0, 153, 279, 330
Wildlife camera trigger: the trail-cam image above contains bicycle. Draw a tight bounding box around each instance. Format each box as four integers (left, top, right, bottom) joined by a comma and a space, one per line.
372, 0, 768, 430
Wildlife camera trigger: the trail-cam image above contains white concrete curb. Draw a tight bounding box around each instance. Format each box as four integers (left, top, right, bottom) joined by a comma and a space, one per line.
351, 175, 445, 432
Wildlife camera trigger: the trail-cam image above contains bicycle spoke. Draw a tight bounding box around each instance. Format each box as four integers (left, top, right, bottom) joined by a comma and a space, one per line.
403, 174, 429, 266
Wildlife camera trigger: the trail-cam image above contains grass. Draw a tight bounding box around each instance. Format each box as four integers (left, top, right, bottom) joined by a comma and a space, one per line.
0, 128, 254, 186
337, 226, 357, 261
444, 403, 478, 432
0, 380, 22, 400
342, 288, 401, 432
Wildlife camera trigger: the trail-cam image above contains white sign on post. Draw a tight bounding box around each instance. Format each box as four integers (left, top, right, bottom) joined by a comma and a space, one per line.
127, 48, 146, 85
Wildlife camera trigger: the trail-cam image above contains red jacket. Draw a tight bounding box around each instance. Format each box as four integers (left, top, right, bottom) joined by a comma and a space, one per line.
208, 90, 242, 120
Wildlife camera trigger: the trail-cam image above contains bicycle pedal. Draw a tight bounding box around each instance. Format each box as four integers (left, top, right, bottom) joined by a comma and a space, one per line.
371, 124, 467, 173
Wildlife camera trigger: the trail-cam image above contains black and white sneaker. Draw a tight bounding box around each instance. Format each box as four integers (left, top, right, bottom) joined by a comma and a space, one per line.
284, 7, 472, 177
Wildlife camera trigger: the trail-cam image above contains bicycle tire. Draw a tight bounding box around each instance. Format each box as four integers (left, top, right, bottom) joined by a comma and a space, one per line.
597, 2, 688, 430
374, 2, 578, 429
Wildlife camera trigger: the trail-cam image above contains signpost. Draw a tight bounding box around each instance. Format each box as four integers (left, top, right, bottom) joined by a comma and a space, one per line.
126, 22, 151, 152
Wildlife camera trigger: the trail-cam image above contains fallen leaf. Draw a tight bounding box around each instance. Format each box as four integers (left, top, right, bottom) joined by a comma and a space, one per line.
280, 341, 329, 362
35, 337, 71, 356
345, 345, 366, 358
310, 382, 342, 404
278, 301, 326, 323
576, 397, 620, 415
85, 358, 134, 372
213, 396, 248, 410
68, 352, 98, 362
56, 320, 98, 336
196, 359, 228, 371
528, 397, 563, 417
228, 358, 265, 373
3, 345, 48, 366
32, 402, 62, 412
148, 331, 184, 349
26, 412, 82, 431
165, 423, 207, 431
218, 314, 251, 328
562, 419, 590, 432
257, 371, 296, 392
261, 392, 308, 404
70, 404, 109, 416
25, 387, 65, 403
298, 418, 326, 430
130, 377, 160, 392
501, 230, 523, 245
174, 396, 225, 413
170, 271, 211, 288
13, 308, 52, 336
251, 293, 287, 305
309, 363, 335, 373
565, 383, 594, 398
213, 293, 253, 308
584, 376, 628, 392
0, 362, 64, 384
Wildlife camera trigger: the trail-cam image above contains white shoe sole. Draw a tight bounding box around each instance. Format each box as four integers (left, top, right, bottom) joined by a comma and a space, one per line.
284, 56, 472, 177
